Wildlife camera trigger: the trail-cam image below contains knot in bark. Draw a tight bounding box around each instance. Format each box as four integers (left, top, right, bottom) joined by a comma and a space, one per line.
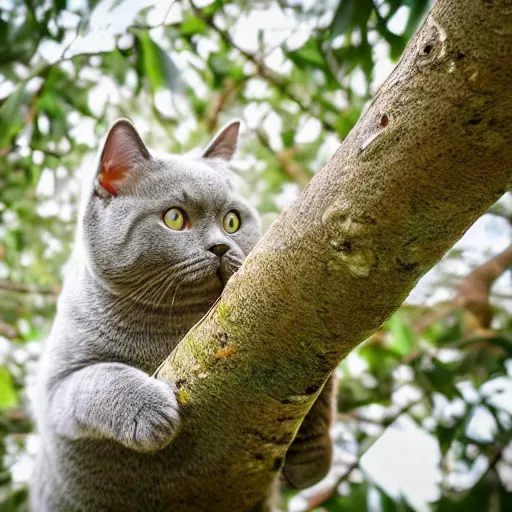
322, 207, 377, 278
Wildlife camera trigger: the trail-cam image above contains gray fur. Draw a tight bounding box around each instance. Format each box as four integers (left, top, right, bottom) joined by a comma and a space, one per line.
30, 119, 261, 511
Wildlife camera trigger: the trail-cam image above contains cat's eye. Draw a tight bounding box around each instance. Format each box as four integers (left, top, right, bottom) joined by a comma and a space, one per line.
223, 211, 240, 234
163, 208, 187, 231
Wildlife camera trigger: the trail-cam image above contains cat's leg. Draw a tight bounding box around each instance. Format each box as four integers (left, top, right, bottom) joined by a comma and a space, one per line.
47, 362, 180, 452
282, 375, 336, 489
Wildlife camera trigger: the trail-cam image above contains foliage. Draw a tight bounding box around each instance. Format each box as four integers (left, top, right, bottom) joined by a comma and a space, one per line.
0, 0, 511, 510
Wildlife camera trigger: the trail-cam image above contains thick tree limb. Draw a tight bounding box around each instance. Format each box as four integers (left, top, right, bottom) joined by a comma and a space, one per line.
154, 1, 512, 510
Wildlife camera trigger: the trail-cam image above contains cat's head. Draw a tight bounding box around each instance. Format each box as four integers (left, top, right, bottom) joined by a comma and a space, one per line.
79, 118, 261, 303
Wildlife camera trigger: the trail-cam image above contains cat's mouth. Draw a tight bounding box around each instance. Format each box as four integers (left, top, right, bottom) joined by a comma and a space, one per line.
185, 256, 242, 288
216, 265, 236, 287
215, 256, 244, 287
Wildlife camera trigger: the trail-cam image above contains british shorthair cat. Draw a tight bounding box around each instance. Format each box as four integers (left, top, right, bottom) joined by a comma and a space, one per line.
30, 119, 333, 511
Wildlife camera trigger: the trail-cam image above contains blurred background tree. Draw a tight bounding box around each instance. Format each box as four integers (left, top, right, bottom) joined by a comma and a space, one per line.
0, 0, 511, 510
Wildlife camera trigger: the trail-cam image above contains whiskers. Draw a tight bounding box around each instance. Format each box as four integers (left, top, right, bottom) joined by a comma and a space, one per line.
97, 252, 246, 338
114, 259, 193, 311
111, 255, 223, 317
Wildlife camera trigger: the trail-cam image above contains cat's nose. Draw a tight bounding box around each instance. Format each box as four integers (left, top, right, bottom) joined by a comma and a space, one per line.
209, 244, 229, 257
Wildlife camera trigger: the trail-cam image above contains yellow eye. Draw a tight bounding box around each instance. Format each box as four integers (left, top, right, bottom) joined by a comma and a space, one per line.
223, 211, 240, 234
163, 208, 187, 230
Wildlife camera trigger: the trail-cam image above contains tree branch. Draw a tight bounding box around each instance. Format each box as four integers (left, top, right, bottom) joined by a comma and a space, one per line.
0, 320, 18, 339
255, 128, 312, 189
0, 281, 61, 296
206, 78, 247, 133
457, 246, 512, 329
189, 1, 337, 133
149, 1, 512, 509
415, 246, 512, 333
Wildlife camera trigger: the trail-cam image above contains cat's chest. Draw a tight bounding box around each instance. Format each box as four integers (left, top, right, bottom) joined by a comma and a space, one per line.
67, 278, 221, 372
106, 309, 208, 373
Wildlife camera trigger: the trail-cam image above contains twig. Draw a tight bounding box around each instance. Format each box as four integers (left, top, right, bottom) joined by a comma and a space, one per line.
206, 78, 247, 133
0, 281, 61, 296
442, 444, 505, 500
276, 148, 312, 190
0, 320, 18, 339
189, 1, 336, 132
0, 408, 34, 434
255, 128, 312, 189
413, 300, 461, 334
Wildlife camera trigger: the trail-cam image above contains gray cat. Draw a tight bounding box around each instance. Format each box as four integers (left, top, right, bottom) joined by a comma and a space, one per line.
30, 119, 333, 511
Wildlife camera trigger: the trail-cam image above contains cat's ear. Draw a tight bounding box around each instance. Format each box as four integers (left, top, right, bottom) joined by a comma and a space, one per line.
96, 119, 150, 197
202, 120, 240, 161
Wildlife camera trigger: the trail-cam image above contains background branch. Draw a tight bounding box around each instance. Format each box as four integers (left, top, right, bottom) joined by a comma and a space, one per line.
415, 246, 512, 333
0, 281, 60, 296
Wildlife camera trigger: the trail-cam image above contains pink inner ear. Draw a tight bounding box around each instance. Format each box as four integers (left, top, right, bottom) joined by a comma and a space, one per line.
98, 167, 128, 196
99, 157, 131, 196
98, 122, 146, 195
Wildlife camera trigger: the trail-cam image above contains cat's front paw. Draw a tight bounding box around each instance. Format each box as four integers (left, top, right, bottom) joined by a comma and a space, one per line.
119, 378, 180, 453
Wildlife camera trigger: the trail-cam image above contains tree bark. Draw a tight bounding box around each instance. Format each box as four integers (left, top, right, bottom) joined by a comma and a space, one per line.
154, 0, 512, 509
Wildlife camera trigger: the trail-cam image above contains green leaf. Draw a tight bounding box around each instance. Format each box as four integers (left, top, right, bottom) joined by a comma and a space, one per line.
436, 424, 457, 456
329, 0, 374, 40
87, 0, 103, 10
0, 486, 29, 512
0, 85, 26, 148
53, 0, 68, 14
388, 311, 416, 356
286, 39, 326, 69
336, 105, 364, 137
180, 15, 208, 37
331, 41, 373, 85
435, 407, 472, 456
36, 92, 68, 141
433, 470, 510, 511
0, 367, 18, 409
384, 1, 406, 21
201, 0, 223, 18
457, 333, 512, 355
359, 342, 400, 376
378, 486, 416, 512
374, 11, 407, 60
101, 49, 131, 84
134, 31, 181, 93
423, 311, 464, 346
281, 130, 295, 149
323, 482, 369, 511
404, 0, 431, 39
420, 359, 463, 399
